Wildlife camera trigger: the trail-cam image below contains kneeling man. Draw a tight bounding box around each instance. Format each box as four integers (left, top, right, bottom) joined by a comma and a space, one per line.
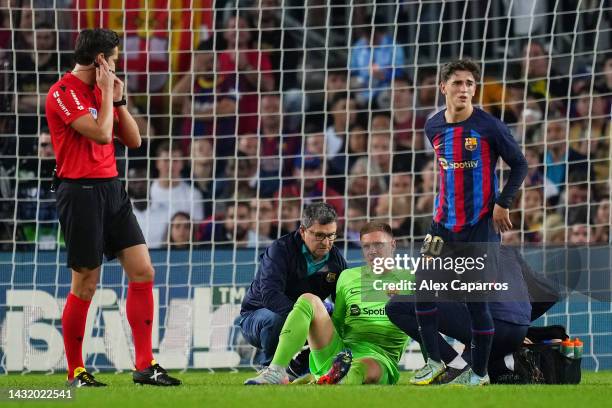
245, 222, 411, 385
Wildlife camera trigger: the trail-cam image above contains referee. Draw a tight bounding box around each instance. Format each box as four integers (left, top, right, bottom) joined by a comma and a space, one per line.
45, 29, 180, 387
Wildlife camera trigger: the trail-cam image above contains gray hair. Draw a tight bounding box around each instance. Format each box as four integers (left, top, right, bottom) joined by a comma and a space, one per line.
301, 202, 337, 228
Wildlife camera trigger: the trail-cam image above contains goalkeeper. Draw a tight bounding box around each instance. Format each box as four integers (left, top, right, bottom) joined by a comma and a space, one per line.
245, 222, 410, 385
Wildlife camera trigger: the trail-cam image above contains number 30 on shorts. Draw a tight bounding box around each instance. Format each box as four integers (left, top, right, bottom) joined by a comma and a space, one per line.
420, 234, 444, 256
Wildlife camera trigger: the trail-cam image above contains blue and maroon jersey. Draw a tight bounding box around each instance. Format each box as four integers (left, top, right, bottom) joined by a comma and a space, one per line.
425, 107, 527, 232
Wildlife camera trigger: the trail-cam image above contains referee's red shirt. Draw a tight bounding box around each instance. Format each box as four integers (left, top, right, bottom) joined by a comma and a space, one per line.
45, 72, 118, 179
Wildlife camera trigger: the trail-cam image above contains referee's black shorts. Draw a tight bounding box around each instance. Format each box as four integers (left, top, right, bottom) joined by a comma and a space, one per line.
56, 177, 145, 270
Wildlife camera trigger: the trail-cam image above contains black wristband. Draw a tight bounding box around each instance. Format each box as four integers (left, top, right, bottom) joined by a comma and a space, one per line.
113, 98, 127, 107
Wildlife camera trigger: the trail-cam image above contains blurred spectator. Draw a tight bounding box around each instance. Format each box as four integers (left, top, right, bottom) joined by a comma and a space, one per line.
543, 118, 585, 189
199, 201, 253, 248
492, 81, 524, 132
370, 122, 393, 178
563, 171, 590, 225
414, 66, 440, 124
248, 198, 276, 248
328, 123, 367, 177
522, 187, 544, 242
292, 155, 344, 219
172, 38, 237, 158
544, 213, 566, 244
149, 141, 203, 247
524, 147, 559, 200
305, 131, 325, 156
16, 22, 68, 154
127, 166, 153, 241
384, 74, 426, 153
276, 186, 301, 236
594, 53, 611, 106
191, 138, 216, 219
592, 198, 610, 244
349, 14, 405, 105
259, 94, 300, 197
345, 198, 368, 248
16, 128, 60, 249
248, 0, 299, 90
164, 212, 193, 250
307, 64, 349, 119
346, 157, 387, 206
374, 172, 419, 240
521, 41, 569, 110
515, 93, 545, 145
218, 13, 274, 134
569, 90, 610, 183
218, 146, 259, 201
568, 223, 591, 245
324, 92, 359, 158
414, 158, 436, 235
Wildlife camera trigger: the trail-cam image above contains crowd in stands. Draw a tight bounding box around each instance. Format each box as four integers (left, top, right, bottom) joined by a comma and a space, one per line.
0, 1, 610, 252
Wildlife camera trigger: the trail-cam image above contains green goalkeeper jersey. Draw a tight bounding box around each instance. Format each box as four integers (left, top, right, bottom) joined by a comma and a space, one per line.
330, 265, 412, 382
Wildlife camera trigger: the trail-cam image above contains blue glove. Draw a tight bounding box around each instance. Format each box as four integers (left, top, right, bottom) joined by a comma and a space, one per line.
324, 300, 334, 315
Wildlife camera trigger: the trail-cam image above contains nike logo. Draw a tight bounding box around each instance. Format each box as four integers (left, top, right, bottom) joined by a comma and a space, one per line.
349, 288, 361, 295
433, 143, 442, 150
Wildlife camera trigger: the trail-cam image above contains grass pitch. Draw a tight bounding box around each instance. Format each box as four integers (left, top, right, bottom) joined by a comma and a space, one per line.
2, 371, 610, 408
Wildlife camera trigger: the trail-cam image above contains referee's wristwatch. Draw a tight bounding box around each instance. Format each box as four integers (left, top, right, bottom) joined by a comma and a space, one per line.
113, 98, 127, 107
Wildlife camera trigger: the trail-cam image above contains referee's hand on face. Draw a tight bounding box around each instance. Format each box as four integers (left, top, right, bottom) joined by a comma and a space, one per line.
96, 58, 115, 93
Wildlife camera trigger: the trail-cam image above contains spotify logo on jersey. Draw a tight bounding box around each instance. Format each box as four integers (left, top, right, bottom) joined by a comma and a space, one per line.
349, 305, 386, 316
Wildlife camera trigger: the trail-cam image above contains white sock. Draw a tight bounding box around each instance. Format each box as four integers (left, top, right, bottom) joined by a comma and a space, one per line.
504, 354, 515, 371
447, 354, 468, 370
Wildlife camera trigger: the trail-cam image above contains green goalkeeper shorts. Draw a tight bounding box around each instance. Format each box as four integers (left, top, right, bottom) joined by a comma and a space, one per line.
309, 331, 398, 384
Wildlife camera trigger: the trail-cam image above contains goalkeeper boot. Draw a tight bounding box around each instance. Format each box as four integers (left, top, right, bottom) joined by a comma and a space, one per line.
448, 368, 490, 386
66, 367, 107, 387
317, 349, 352, 385
133, 361, 182, 386
410, 359, 446, 385
435, 366, 469, 384
244, 365, 290, 385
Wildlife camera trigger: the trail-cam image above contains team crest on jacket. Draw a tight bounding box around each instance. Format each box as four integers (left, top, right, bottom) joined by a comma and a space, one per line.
325, 272, 337, 283
464, 137, 478, 151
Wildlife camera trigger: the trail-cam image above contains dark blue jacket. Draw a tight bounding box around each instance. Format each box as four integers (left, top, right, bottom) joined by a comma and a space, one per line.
488, 245, 533, 326
240, 230, 348, 317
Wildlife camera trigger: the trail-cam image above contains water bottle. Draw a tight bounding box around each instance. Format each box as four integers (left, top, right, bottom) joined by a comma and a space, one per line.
561, 339, 574, 358
573, 338, 583, 359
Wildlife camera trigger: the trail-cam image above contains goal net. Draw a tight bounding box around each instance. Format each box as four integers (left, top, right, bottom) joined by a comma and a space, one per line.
0, 0, 610, 373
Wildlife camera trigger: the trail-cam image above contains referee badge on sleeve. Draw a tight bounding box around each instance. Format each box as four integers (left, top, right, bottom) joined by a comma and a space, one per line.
465, 137, 478, 151
89, 107, 98, 120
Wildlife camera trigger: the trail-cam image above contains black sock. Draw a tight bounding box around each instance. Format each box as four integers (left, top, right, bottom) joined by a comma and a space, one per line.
467, 302, 494, 377
416, 302, 441, 363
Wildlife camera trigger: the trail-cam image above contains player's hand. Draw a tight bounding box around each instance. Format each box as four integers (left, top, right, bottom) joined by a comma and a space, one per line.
492, 204, 513, 234
96, 58, 114, 93
113, 76, 124, 102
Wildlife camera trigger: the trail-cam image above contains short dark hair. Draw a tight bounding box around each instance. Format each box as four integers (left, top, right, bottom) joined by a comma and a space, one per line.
155, 140, 183, 157
196, 38, 214, 52
226, 201, 252, 213
359, 221, 393, 238
74, 28, 120, 65
302, 202, 337, 228
439, 59, 481, 83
